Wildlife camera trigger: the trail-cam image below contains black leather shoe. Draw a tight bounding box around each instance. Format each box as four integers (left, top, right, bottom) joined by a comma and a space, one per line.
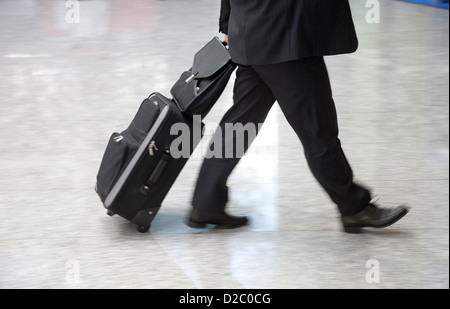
341, 204, 409, 233
186, 208, 249, 229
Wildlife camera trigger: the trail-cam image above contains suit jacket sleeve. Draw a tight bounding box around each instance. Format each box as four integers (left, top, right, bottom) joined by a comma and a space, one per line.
219, 0, 231, 34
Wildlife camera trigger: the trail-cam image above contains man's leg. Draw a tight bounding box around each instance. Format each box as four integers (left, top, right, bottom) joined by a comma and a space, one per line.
253, 57, 371, 216
254, 57, 409, 233
191, 65, 276, 214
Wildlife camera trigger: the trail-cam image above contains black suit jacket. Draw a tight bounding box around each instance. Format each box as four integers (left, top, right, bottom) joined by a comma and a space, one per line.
220, 0, 359, 65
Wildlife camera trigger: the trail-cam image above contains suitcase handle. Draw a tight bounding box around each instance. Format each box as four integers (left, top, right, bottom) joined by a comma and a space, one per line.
144, 152, 171, 188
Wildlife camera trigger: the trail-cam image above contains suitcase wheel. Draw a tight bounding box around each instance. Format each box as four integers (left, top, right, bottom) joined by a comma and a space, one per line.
137, 225, 150, 233
106, 210, 115, 217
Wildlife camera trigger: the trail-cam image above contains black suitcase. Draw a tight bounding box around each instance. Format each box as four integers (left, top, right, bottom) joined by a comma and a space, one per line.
95, 92, 203, 233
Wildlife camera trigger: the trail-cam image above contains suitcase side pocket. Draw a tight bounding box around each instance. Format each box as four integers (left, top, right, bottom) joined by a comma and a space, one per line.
95, 132, 132, 203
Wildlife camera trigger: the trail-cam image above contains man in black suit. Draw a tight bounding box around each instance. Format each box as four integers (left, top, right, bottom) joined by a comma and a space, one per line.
186, 0, 409, 233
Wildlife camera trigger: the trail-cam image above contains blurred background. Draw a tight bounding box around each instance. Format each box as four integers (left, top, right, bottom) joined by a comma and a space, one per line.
0, 0, 448, 289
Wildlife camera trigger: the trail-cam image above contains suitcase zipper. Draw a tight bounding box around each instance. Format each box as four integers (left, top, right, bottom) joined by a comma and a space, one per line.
185, 73, 196, 84
113, 135, 124, 142
148, 141, 159, 156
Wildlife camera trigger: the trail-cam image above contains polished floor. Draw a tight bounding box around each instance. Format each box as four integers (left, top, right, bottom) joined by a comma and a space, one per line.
0, 0, 448, 289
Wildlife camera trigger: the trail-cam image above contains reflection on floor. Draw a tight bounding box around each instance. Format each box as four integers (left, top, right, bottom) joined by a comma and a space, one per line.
0, 0, 448, 289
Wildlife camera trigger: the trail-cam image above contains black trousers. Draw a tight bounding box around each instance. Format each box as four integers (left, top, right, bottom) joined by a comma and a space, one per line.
192, 57, 371, 216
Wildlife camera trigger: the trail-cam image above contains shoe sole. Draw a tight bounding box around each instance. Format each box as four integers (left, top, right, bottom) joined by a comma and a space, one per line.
186, 220, 248, 229
343, 207, 409, 234
187, 220, 207, 229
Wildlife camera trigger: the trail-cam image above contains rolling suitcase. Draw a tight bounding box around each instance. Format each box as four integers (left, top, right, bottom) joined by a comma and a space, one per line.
95, 37, 236, 233
95, 92, 203, 233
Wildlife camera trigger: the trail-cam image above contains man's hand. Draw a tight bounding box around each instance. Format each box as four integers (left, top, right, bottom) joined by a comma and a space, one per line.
224, 34, 229, 45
